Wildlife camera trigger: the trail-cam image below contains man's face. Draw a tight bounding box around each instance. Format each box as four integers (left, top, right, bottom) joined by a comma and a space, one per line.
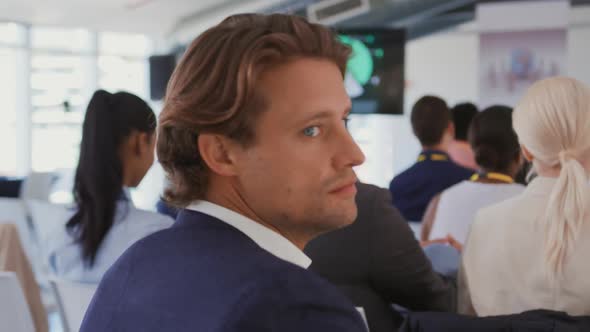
232, 58, 365, 243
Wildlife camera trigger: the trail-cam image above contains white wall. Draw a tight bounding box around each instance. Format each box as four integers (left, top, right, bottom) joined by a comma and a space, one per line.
404, 6, 590, 107
568, 25, 590, 86
404, 29, 479, 111
348, 114, 419, 189
569, 7, 590, 87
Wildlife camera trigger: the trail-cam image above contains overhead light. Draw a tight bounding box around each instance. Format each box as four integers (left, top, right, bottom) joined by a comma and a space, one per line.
308, 0, 370, 25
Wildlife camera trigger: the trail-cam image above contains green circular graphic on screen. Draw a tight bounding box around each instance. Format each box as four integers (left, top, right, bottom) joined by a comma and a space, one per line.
338, 35, 374, 86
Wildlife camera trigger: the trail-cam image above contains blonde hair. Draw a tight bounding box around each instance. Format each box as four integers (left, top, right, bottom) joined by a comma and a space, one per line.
513, 77, 590, 277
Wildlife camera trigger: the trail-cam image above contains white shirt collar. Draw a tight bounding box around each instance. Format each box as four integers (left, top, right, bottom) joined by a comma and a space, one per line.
185, 200, 312, 269
120, 187, 135, 207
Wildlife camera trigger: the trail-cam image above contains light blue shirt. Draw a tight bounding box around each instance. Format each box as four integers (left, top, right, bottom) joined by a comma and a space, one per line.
47, 196, 174, 283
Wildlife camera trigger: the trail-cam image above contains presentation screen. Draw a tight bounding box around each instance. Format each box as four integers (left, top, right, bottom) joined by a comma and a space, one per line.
337, 29, 405, 114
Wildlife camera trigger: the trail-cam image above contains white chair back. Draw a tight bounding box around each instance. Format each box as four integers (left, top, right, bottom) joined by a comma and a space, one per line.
0, 272, 36, 332
50, 278, 96, 332
26, 200, 70, 262
20, 172, 55, 202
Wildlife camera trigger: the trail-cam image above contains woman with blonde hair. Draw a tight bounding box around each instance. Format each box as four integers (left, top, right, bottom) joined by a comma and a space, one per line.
459, 77, 590, 316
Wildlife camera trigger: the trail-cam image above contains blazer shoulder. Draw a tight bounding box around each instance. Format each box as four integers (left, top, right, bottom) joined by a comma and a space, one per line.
357, 182, 390, 201
225, 264, 365, 331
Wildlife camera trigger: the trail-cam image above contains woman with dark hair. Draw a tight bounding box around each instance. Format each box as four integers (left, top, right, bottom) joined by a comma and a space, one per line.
48, 90, 173, 282
421, 105, 525, 245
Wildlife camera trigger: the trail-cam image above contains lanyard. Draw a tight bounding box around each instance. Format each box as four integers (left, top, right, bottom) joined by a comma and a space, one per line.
417, 153, 448, 162
470, 172, 514, 184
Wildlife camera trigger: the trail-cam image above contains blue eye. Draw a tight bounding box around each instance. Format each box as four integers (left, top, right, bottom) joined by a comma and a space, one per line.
303, 126, 321, 137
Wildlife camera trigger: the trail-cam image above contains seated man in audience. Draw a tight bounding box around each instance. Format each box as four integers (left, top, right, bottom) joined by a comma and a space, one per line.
389, 96, 474, 222
81, 13, 368, 332
305, 182, 456, 332
447, 102, 478, 170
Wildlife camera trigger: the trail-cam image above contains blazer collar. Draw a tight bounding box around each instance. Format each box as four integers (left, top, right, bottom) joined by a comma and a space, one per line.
182, 200, 312, 269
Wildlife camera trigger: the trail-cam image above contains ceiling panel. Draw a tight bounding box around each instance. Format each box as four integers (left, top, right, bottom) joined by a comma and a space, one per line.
0, 0, 268, 37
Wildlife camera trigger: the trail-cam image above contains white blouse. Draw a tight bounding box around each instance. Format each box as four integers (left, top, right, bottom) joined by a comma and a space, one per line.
430, 181, 524, 244
461, 177, 590, 316
47, 199, 173, 283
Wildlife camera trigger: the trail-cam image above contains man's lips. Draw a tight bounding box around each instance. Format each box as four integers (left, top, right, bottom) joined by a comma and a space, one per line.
328, 180, 357, 195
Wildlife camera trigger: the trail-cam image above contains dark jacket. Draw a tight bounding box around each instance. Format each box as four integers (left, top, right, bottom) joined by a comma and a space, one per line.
81, 209, 367, 332
389, 150, 473, 221
399, 310, 590, 332
305, 183, 455, 332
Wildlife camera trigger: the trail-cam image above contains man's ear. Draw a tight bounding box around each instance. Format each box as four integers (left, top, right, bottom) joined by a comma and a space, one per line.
137, 132, 152, 155
447, 122, 456, 139
515, 151, 524, 166
521, 145, 534, 162
198, 134, 239, 176
129, 131, 142, 156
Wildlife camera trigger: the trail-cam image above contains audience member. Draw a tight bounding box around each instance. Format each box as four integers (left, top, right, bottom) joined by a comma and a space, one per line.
389, 96, 474, 222
514, 159, 534, 185
460, 77, 590, 316
81, 14, 368, 332
399, 309, 590, 332
448, 102, 478, 170
47, 90, 173, 283
421, 105, 525, 244
305, 182, 455, 332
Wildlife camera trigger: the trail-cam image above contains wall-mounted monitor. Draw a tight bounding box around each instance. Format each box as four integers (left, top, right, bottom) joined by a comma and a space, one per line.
337, 28, 405, 114
149, 54, 177, 101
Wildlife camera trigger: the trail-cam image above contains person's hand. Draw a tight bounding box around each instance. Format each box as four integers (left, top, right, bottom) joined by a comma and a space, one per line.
445, 234, 463, 253
420, 234, 463, 253
420, 238, 450, 248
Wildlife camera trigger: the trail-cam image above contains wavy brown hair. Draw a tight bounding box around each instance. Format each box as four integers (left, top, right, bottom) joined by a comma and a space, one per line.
157, 13, 351, 207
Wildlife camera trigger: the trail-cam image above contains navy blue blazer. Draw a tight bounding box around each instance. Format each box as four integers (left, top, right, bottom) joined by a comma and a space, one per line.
389, 150, 474, 221
80, 209, 367, 332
